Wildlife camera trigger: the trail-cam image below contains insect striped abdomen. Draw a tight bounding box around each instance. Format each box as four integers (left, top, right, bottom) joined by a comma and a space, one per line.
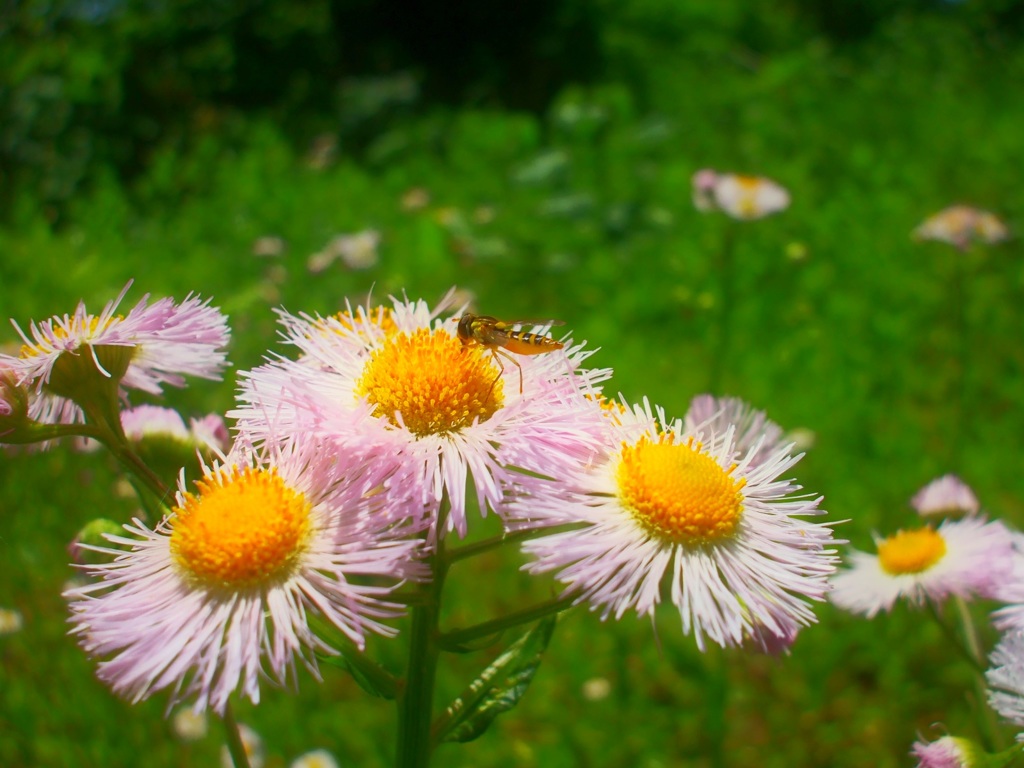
503, 332, 564, 355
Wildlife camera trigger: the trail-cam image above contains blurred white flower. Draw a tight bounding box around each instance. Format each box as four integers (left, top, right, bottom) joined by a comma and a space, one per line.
0, 607, 24, 635
401, 187, 431, 211
307, 249, 336, 274
308, 230, 381, 273
913, 205, 1009, 251
291, 749, 340, 768
221, 723, 265, 768
251, 236, 286, 258
334, 230, 381, 270
581, 677, 611, 702
692, 169, 790, 220
172, 707, 209, 742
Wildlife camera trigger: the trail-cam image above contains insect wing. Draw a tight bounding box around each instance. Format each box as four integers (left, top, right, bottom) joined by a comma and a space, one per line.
493, 318, 565, 332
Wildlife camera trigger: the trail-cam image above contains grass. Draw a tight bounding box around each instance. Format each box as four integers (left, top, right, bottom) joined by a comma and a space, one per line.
2, 12, 1024, 767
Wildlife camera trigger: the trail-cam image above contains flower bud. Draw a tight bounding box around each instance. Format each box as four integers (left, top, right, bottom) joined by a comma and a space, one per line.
69, 518, 129, 565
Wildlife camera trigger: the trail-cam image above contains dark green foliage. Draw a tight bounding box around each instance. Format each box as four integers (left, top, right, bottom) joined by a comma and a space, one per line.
5, 0, 1024, 219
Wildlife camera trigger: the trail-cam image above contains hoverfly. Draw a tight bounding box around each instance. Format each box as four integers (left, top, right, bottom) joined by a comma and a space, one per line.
456, 313, 565, 394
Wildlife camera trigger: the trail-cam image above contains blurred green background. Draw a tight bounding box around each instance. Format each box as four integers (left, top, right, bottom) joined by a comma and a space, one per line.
2, 0, 1024, 765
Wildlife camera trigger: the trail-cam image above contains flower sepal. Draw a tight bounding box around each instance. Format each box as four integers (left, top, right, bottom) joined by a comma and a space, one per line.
1, 372, 36, 443
0, 364, 87, 448
46, 344, 133, 403
43, 344, 134, 445
0, 369, 29, 421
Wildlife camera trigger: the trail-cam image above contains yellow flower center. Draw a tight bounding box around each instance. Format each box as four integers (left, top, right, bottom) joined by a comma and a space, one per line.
170, 467, 312, 588
617, 435, 746, 545
586, 393, 628, 424
320, 306, 398, 341
355, 328, 502, 436
20, 315, 120, 359
877, 527, 947, 575
735, 176, 763, 218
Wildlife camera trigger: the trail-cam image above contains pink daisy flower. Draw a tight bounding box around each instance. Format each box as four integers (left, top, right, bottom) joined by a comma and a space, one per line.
121, 404, 191, 442
692, 169, 790, 220
231, 292, 611, 538
189, 414, 232, 454
989, 533, 1024, 632
3, 282, 230, 425
986, 630, 1024, 739
911, 475, 980, 517
121, 405, 231, 455
510, 399, 838, 652
66, 436, 425, 714
684, 394, 787, 470
830, 517, 1014, 618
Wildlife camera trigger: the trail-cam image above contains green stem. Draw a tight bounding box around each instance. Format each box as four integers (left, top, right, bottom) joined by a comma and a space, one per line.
949, 247, 967, 467
78, 400, 171, 500
221, 702, 252, 768
706, 648, 728, 768
445, 525, 580, 565
395, 503, 451, 768
709, 222, 739, 393
953, 596, 1002, 752
954, 596, 984, 666
0, 421, 104, 445
929, 599, 1002, 751
926, 600, 985, 674
439, 594, 576, 650
108, 441, 172, 501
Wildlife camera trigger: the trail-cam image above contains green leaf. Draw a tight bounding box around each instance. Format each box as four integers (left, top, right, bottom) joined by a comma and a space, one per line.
310, 614, 399, 700
435, 616, 557, 744
317, 649, 399, 700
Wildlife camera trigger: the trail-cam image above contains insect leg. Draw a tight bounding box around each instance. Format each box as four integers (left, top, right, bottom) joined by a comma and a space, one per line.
485, 347, 505, 396
494, 347, 524, 394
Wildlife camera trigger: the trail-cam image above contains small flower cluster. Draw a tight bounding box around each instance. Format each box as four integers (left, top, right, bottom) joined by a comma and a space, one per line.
831, 474, 1024, 766
688, 171, 1010, 256
3, 285, 840, 720
1, 281, 230, 434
